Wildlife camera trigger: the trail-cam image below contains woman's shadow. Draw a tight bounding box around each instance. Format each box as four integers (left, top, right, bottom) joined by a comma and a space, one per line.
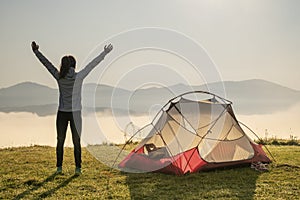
14, 173, 79, 200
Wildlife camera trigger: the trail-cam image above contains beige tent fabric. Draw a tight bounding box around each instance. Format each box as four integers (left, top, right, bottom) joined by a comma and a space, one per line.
199, 136, 254, 162
133, 94, 255, 163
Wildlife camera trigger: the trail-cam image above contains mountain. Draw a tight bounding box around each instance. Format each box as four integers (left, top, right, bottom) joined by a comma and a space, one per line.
0, 79, 299, 116
0, 82, 58, 107
195, 79, 300, 114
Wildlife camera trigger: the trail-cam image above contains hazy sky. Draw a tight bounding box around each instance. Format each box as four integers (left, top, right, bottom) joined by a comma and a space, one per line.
1, 0, 299, 90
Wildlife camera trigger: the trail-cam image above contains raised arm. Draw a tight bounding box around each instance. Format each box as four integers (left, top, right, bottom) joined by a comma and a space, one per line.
31, 41, 59, 80
77, 44, 113, 79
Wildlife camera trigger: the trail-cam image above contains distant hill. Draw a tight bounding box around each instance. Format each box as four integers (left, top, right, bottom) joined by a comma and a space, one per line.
0, 79, 299, 116
196, 79, 300, 114
0, 82, 58, 107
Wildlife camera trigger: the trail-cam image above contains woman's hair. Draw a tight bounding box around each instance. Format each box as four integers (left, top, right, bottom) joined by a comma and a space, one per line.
59, 56, 71, 79
59, 55, 77, 79
68, 55, 76, 69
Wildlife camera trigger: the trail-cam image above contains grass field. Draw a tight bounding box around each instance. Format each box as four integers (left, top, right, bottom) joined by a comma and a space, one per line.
0, 145, 299, 199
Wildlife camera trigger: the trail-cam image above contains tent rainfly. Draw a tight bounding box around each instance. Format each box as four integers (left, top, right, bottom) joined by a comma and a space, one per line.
118, 91, 271, 175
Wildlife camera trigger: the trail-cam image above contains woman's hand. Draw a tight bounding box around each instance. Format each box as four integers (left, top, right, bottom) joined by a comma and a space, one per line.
104, 44, 113, 54
31, 41, 39, 51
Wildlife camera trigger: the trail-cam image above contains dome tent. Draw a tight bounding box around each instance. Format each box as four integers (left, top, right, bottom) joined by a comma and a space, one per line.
118, 91, 271, 175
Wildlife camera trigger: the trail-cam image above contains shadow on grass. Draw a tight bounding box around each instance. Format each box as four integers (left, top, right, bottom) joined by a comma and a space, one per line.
35, 174, 78, 199
13, 172, 57, 200
125, 167, 260, 200
13, 173, 78, 200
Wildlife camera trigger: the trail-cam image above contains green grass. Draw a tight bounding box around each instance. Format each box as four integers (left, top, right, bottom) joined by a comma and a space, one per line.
0, 145, 299, 199
256, 137, 300, 146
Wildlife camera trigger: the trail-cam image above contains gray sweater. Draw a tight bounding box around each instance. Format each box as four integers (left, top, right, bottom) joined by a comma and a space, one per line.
34, 49, 107, 112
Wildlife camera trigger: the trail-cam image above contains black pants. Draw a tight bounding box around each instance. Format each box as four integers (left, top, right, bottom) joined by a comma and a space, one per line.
56, 111, 82, 168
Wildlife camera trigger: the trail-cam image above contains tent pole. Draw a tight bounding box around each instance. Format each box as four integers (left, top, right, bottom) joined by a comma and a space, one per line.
239, 121, 276, 162
152, 123, 183, 175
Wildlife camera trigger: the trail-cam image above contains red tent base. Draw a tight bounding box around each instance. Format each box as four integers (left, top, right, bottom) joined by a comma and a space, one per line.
119, 142, 271, 175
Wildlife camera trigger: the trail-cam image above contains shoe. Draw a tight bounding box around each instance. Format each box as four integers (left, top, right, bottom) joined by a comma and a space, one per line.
56, 166, 63, 174
75, 167, 81, 175
251, 162, 269, 172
